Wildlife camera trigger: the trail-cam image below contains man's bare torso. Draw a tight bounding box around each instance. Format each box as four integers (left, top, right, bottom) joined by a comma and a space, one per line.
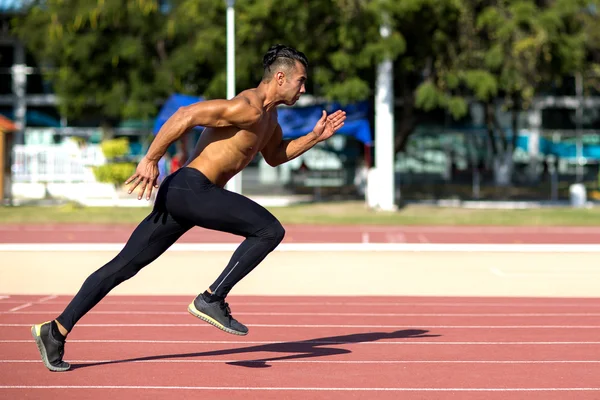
184, 89, 278, 187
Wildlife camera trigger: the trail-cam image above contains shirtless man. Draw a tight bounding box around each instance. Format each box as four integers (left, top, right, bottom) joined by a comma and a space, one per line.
31, 44, 346, 372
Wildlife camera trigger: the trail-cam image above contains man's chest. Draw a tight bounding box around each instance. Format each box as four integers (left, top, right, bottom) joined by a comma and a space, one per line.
237, 114, 278, 149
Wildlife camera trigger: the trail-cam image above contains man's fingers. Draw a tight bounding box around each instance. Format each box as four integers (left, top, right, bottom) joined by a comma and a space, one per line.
138, 181, 146, 200
138, 179, 149, 200
327, 111, 346, 131
128, 175, 153, 195
146, 183, 154, 200
125, 173, 139, 185
327, 111, 346, 123
127, 177, 141, 194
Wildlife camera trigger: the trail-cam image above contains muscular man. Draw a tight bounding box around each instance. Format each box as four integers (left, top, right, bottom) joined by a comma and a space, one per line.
31, 44, 346, 372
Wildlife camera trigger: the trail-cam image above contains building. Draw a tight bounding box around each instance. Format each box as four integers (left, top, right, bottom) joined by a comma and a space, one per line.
1, 0, 61, 146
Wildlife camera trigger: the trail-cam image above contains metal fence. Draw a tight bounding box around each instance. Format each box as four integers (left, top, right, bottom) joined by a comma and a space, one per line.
11, 144, 105, 183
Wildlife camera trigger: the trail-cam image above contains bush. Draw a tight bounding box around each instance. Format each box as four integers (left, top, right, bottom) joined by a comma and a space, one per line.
93, 137, 135, 186
92, 162, 136, 186
100, 137, 130, 160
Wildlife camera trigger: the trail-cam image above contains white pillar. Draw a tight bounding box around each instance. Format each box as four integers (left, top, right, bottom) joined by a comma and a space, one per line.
226, 0, 235, 102
372, 21, 396, 210
224, 0, 242, 194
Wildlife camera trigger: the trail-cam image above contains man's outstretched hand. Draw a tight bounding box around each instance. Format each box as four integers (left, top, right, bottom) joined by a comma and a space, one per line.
125, 156, 159, 200
311, 110, 346, 142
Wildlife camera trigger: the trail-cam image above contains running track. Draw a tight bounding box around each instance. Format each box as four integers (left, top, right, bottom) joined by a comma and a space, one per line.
1, 294, 600, 399
1, 224, 599, 398
1, 223, 600, 243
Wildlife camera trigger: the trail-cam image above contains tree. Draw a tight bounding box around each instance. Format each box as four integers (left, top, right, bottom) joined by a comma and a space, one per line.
409, 0, 599, 185
12, 0, 221, 126
13, 0, 599, 174
381, 0, 465, 153
13, 0, 393, 115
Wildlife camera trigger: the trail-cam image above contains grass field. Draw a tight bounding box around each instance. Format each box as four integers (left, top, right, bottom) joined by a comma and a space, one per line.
1, 201, 599, 226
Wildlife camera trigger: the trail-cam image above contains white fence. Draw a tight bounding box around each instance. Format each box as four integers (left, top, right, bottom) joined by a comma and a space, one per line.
12, 144, 106, 183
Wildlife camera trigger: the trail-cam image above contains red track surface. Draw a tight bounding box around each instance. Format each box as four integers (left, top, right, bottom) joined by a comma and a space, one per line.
1, 225, 599, 397
1, 295, 599, 399
2, 224, 600, 243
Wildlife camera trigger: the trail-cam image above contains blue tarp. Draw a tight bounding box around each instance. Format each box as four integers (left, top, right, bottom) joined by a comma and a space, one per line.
153, 94, 204, 134
153, 94, 373, 145
278, 101, 373, 145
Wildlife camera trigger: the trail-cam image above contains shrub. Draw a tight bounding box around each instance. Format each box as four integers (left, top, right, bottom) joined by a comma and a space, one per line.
93, 137, 135, 186
92, 162, 136, 186
100, 137, 130, 160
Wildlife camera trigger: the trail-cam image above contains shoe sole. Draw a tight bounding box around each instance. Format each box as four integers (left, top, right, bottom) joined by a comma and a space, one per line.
30, 324, 71, 372
187, 303, 248, 336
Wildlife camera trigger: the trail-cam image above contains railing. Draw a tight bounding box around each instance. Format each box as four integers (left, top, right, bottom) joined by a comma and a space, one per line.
11, 144, 106, 183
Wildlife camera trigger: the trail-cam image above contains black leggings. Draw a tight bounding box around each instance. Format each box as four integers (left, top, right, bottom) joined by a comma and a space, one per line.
56, 167, 285, 332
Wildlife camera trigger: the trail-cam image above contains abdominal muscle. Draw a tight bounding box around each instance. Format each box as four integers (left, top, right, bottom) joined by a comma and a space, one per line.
184, 126, 262, 188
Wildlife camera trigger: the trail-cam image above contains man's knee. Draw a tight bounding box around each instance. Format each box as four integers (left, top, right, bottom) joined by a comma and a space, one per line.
257, 220, 285, 245
272, 221, 286, 244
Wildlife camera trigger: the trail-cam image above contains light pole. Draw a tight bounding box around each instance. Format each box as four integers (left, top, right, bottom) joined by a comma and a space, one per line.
224, 0, 242, 193
372, 17, 396, 211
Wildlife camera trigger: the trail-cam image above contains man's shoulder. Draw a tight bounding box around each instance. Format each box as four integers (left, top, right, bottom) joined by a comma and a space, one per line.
226, 91, 263, 126
235, 89, 261, 105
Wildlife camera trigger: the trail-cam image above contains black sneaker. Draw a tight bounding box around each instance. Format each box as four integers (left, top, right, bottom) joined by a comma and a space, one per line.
188, 295, 248, 336
31, 321, 71, 372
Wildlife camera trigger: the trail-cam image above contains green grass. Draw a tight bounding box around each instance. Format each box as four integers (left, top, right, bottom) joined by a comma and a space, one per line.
1, 201, 599, 226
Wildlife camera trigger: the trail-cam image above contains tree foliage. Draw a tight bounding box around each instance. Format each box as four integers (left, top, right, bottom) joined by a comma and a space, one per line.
407, 0, 598, 156
13, 0, 175, 123
12, 0, 600, 156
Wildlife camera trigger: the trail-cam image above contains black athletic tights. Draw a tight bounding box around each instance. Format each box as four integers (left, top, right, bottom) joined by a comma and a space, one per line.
56, 167, 285, 332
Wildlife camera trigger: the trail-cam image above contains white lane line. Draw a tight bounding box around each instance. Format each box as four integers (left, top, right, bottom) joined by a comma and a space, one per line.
4, 311, 600, 317
37, 295, 57, 303
3, 243, 600, 252
2, 340, 600, 345
2, 323, 600, 329
7, 303, 32, 312
9, 300, 600, 308
0, 386, 598, 392
2, 225, 599, 233
1, 359, 599, 365
6, 295, 58, 312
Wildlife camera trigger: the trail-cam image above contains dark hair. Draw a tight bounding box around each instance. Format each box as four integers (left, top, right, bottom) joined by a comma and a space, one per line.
262, 44, 308, 82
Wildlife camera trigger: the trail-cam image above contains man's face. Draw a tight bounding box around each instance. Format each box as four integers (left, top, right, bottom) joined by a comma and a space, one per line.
280, 61, 307, 106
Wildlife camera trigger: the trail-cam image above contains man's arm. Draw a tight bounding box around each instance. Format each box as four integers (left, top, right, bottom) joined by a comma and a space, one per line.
125, 96, 261, 200
261, 110, 346, 167
260, 124, 318, 167
145, 96, 262, 162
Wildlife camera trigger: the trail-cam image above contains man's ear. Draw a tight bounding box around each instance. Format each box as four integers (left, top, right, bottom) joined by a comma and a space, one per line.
276, 71, 285, 85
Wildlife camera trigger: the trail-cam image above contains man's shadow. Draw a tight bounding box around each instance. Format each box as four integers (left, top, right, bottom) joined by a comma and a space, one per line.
71, 329, 440, 370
